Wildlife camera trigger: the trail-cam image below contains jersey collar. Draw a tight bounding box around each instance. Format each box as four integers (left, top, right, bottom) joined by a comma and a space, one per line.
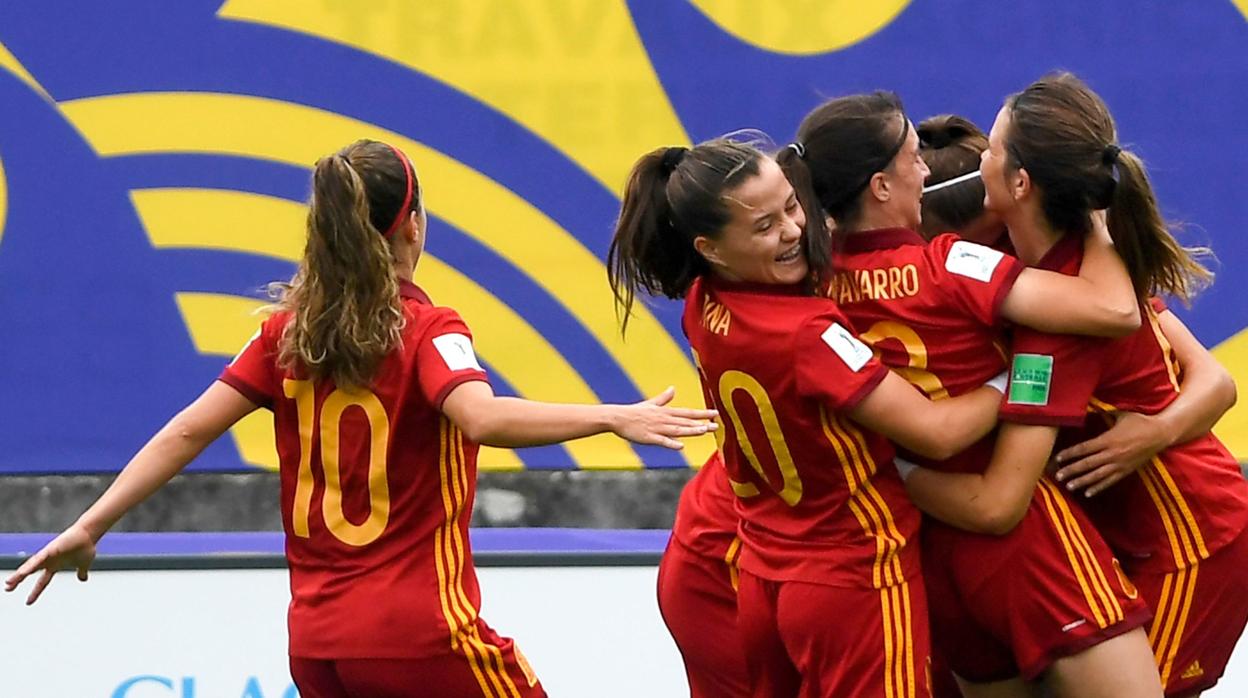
1034, 232, 1083, 272
704, 273, 807, 296
399, 278, 432, 305
839, 227, 926, 253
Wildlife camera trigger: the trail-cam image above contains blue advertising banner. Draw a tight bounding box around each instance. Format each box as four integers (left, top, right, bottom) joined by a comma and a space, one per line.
0, 2, 1244, 472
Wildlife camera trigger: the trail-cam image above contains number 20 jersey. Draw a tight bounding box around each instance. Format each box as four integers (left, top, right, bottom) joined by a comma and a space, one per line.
683, 274, 921, 589
220, 279, 491, 659
832, 228, 1024, 472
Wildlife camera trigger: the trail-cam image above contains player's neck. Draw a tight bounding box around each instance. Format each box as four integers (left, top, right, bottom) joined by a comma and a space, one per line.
849, 207, 911, 234
1005, 208, 1063, 266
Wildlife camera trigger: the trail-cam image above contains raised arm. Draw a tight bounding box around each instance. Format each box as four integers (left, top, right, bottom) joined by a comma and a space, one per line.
903, 422, 1057, 534
441, 382, 717, 450
4, 381, 258, 604
1054, 309, 1237, 495
849, 371, 1003, 461
999, 216, 1140, 337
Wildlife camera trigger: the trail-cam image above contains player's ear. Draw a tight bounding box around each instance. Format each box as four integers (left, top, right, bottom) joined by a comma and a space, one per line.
693, 235, 725, 268
1013, 167, 1032, 202
868, 171, 889, 203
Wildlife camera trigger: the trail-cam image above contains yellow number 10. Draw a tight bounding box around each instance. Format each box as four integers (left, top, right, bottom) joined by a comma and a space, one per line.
283, 379, 392, 547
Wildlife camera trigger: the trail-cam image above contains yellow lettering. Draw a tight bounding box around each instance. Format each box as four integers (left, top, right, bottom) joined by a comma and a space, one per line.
718, 370, 803, 506
903, 264, 920, 296
888, 266, 903, 299
872, 268, 889, 300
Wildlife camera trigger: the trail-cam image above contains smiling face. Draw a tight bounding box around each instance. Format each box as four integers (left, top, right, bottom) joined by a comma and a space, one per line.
879, 121, 929, 230
981, 106, 1019, 216
695, 157, 809, 285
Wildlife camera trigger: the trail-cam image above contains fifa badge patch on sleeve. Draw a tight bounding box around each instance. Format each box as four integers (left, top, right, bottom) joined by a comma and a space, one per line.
433, 333, 483, 371
1008, 354, 1054, 406
945, 240, 1005, 282
820, 322, 873, 372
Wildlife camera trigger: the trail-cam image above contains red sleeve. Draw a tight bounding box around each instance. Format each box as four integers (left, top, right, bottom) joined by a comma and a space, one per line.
218, 316, 281, 409
998, 327, 1109, 426
929, 233, 1024, 326
416, 309, 491, 408
793, 309, 889, 411
1149, 296, 1168, 314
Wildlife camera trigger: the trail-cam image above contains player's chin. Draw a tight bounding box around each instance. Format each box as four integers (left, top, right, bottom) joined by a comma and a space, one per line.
770, 260, 809, 285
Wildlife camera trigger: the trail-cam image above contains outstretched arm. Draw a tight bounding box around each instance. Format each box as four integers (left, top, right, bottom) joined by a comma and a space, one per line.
849, 371, 1004, 461
903, 422, 1057, 535
441, 382, 718, 450
1000, 215, 1139, 337
1055, 309, 1236, 495
5, 381, 258, 604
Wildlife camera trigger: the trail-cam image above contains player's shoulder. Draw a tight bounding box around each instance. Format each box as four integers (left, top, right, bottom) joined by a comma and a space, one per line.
927, 233, 1012, 283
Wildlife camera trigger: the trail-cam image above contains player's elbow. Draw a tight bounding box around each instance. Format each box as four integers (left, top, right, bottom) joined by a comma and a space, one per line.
1217, 369, 1238, 413
975, 501, 1026, 536
1103, 303, 1142, 338
907, 433, 958, 462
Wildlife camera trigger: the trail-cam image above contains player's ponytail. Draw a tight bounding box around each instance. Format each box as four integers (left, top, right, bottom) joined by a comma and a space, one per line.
1006, 73, 1212, 303
609, 139, 794, 333
275, 139, 415, 387
1106, 150, 1212, 303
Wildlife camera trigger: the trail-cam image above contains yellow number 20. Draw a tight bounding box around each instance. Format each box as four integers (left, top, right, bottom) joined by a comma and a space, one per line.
283, 379, 391, 547
718, 370, 803, 506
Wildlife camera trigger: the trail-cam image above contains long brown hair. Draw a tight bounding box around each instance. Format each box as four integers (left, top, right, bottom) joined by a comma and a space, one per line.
608, 139, 830, 334
273, 139, 421, 387
917, 114, 989, 237
780, 91, 908, 234
1006, 73, 1212, 302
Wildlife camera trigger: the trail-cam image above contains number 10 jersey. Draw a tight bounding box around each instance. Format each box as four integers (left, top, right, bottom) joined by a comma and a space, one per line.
221, 279, 492, 659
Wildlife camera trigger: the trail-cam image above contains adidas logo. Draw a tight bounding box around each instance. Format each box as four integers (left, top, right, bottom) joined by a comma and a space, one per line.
1181, 660, 1204, 680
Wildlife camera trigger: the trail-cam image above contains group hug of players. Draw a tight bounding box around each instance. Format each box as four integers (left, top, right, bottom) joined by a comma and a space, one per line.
6, 72, 1246, 698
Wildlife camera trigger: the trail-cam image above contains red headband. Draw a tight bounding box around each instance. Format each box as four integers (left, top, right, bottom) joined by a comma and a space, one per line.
382, 144, 414, 238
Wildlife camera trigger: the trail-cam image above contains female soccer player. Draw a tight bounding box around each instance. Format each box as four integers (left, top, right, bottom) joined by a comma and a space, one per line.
781, 91, 1162, 698
4, 139, 719, 698
609, 137, 1022, 698
915, 115, 1238, 502
903, 73, 1248, 698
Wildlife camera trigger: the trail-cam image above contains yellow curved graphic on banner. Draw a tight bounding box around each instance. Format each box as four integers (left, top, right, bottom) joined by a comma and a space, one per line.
688, 0, 911, 55
0, 40, 51, 101
1213, 330, 1248, 461
0, 153, 6, 247
140, 189, 611, 469
1234, 0, 1248, 22
63, 92, 709, 467
219, 0, 689, 192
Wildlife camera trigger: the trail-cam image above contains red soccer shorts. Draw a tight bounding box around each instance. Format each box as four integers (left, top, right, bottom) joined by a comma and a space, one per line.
1130, 523, 1248, 697
289, 623, 545, 698
925, 478, 1151, 684
656, 535, 750, 698
737, 569, 932, 698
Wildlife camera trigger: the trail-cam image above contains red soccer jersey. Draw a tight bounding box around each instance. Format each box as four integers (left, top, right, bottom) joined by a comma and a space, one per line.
220, 280, 493, 659
683, 275, 920, 589
999, 234, 1248, 574
670, 450, 740, 563
832, 228, 1023, 473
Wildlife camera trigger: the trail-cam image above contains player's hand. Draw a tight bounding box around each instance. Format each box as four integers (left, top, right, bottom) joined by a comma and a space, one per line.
613, 387, 718, 450
4, 524, 97, 605
1053, 411, 1164, 497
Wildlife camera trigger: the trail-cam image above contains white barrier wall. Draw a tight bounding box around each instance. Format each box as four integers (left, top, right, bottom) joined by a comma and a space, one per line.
0, 566, 686, 698
2, 565, 1246, 697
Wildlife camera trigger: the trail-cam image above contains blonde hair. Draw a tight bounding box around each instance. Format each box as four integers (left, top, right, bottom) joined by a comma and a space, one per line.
272, 139, 419, 388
